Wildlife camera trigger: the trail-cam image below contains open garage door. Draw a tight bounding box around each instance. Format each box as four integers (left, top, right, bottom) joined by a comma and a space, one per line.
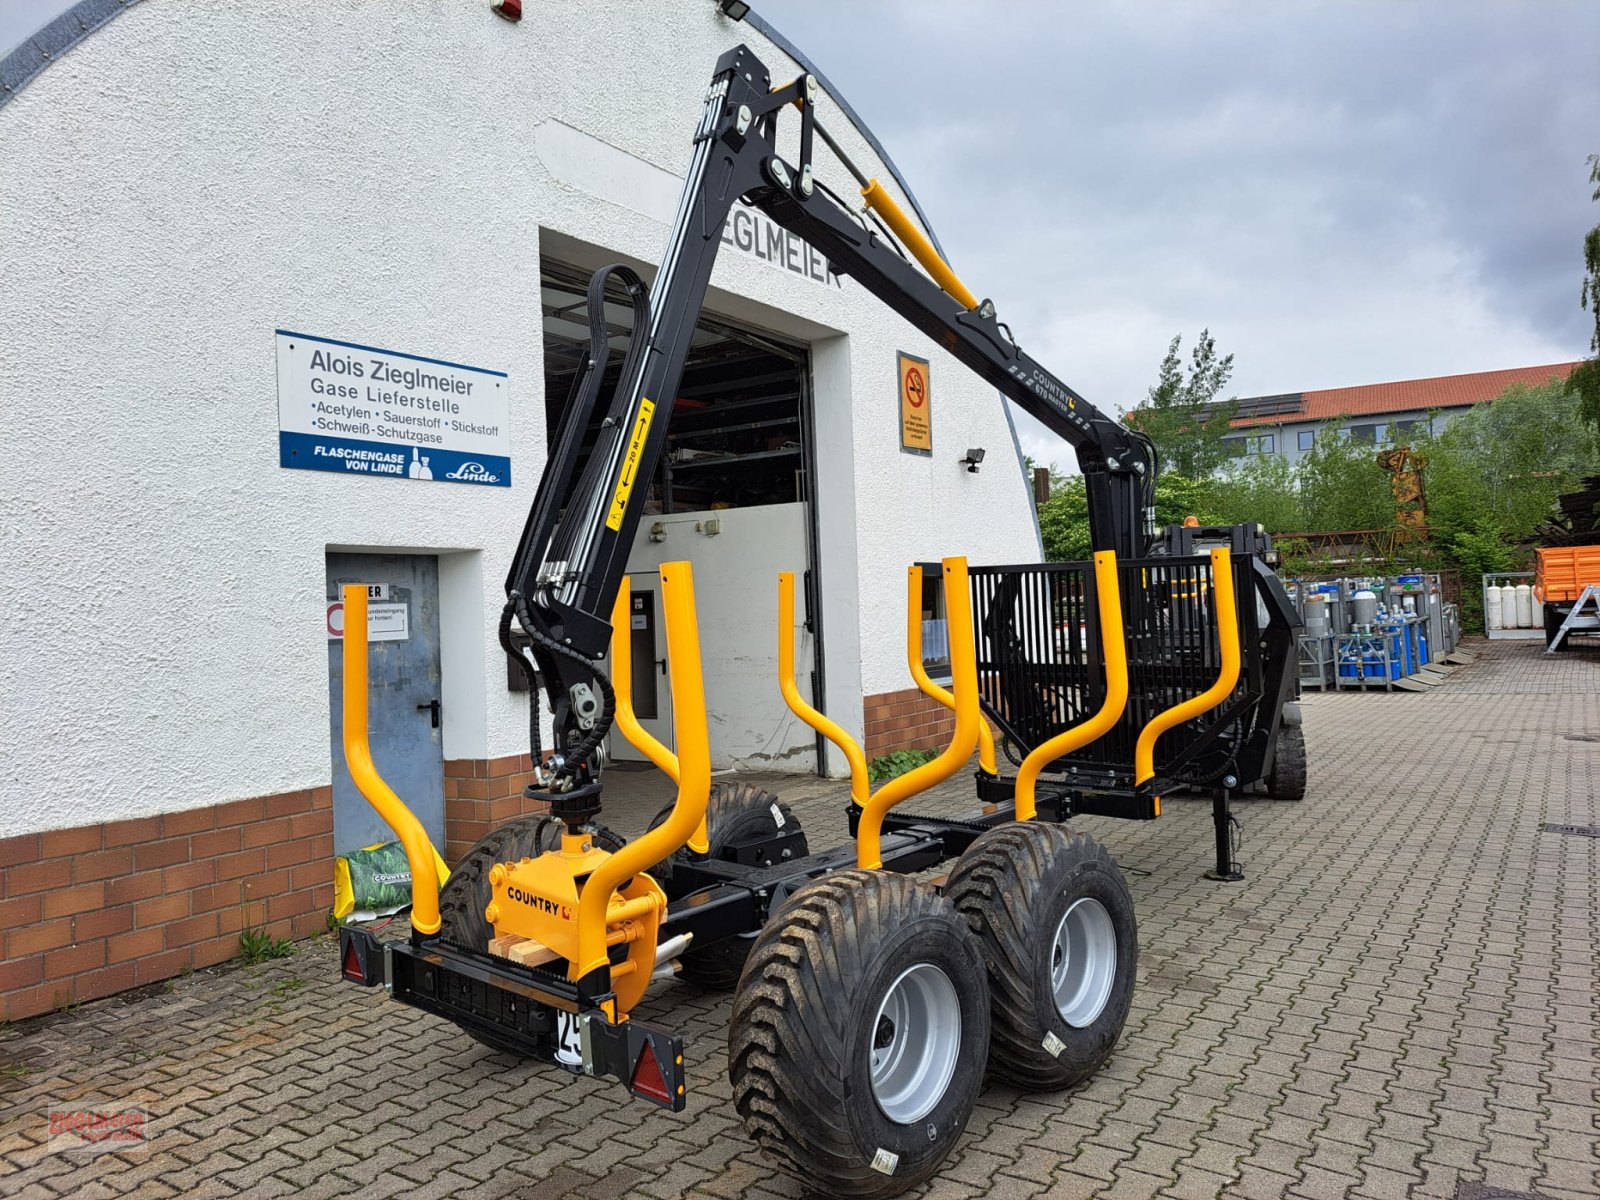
541, 263, 827, 776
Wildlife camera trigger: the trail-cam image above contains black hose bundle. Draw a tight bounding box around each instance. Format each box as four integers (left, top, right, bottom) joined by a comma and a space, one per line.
503, 592, 616, 781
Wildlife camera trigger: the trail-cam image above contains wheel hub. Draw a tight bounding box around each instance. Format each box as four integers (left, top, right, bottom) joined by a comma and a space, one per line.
1050, 896, 1117, 1028
868, 963, 961, 1125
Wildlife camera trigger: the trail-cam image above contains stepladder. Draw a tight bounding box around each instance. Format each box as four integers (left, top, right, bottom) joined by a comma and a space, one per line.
1546, 584, 1600, 653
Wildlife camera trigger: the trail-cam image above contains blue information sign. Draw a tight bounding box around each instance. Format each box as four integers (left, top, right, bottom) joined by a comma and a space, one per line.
275, 330, 510, 486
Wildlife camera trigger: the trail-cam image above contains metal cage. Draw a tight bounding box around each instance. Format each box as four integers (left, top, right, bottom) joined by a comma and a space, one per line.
969, 553, 1266, 790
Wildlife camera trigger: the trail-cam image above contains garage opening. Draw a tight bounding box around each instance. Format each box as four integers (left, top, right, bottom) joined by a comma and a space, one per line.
540, 263, 825, 776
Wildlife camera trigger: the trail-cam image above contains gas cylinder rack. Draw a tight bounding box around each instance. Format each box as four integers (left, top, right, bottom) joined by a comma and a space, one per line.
1481, 572, 1542, 640
1295, 573, 1463, 690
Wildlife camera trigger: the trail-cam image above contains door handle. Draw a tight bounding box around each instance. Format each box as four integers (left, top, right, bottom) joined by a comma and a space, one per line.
656, 659, 668, 676
417, 699, 441, 729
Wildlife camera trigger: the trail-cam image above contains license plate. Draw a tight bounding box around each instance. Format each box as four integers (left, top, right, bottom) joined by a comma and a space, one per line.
556, 1009, 583, 1066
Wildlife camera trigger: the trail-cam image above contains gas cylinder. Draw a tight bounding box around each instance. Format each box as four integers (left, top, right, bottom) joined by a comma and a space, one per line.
1514, 583, 1534, 628
1304, 595, 1329, 636
1485, 584, 1503, 630
1351, 589, 1378, 627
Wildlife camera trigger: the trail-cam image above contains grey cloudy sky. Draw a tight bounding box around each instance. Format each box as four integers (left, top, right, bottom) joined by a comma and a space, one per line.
758, 0, 1600, 472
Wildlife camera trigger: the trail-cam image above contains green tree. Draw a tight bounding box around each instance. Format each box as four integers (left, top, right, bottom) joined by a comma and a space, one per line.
1448, 517, 1518, 634
1152, 474, 1225, 530
1037, 476, 1092, 562
1037, 472, 1223, 561
1124, 330, 1239, 478
1207, 454, 1304, 533
1566, 153, 1600, 430
1296, 423, 1395, 532
1412, 378, 1600, 544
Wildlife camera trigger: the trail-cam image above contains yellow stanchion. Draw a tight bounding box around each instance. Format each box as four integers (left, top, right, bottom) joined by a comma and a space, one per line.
340, 585, 446, 935
856, 558, 980, 869
776, 571, 869, 805
609, 581, 708, 854
1014, 551, 1128, 820
1133, 548, 1241, 808
906, 564, 997, 775
574, 562, 711, 981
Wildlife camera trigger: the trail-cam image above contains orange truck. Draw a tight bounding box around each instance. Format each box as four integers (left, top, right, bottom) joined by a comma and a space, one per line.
1534, 546, 1600, 645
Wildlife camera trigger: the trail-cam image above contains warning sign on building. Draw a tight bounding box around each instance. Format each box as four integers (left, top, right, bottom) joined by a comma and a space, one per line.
898, 351, 931, 455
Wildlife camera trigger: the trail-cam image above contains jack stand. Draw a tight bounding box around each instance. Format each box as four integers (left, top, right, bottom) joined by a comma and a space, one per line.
1204, 787, 1244, 882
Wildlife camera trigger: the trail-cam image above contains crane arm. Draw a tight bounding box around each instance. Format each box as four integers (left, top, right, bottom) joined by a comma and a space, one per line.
506, 44, 1155, 783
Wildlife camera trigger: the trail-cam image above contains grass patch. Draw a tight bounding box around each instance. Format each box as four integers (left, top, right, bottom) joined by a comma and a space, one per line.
238, 927, 296, 966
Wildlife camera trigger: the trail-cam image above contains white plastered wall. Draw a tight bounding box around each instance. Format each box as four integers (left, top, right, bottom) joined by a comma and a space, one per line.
0, 0, 1039, 834
619, 504, 817, 774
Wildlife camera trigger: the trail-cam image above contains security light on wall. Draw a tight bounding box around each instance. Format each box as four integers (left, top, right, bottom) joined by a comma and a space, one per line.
717, 0, 751, 20
960, 448, 986, 473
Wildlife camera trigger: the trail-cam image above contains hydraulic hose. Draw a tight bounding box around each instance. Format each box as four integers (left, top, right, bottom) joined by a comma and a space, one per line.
498, 601, 542, 767
514, 593, 616, 778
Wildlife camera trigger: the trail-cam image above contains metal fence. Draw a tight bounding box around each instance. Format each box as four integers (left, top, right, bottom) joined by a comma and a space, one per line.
969, 553, 1257, 784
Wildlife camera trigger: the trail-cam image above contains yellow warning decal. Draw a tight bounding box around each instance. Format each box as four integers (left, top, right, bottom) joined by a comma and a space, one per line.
606, 398, 656, 531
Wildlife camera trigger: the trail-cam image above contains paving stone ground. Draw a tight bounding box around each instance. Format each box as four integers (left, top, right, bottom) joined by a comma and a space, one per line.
2, 638, 1597, 1200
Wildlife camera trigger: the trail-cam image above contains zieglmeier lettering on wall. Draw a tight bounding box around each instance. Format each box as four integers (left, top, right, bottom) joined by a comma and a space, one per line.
275, 330, 511, 486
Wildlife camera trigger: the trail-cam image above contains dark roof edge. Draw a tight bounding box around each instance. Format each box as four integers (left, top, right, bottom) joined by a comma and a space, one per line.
743, 6, 947, 261
0, 0, 143, 112
0, 1, 949, 267
1227, 402, 1479, 429
744, 7, 1057, 548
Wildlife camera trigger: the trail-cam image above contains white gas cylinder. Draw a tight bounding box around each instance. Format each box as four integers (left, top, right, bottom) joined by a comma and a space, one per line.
1484, 584, 1503, 630
1514, 583, 1534, 628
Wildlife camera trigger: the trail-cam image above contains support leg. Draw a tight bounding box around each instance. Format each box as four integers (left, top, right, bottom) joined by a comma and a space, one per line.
1204, 787, 1244, 882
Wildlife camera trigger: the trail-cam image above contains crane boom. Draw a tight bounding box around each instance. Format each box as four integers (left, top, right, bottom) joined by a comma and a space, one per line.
507, 44, 1158, 782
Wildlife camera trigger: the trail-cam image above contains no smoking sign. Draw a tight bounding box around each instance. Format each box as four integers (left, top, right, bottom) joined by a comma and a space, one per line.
897, 351, 932, 454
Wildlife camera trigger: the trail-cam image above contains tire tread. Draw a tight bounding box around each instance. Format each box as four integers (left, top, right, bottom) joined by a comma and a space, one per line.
729, 869, 985, 1199
1266, 724, 1307, 801
945, 823, 1134, 1090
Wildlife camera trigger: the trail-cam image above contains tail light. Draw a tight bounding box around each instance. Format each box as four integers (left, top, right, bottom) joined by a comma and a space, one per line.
339, 926, 382, 986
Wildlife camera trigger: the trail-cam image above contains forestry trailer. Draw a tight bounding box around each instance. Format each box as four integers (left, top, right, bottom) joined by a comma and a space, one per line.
336, 43, 1304, 1198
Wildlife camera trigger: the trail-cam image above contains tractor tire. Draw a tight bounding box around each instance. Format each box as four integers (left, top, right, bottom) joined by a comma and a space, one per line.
944, 824, 1136, 1091
438, 814, 622, 1054
1264, 724, 1307, 802
729, 870, 989, 1200
646, 782, 807, 989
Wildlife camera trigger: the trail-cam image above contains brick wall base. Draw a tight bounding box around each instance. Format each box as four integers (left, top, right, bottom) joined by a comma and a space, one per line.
444, 754, 551, 863
863, 688, 1004, 764
0, 786, 334, 1023
864, 687, 957, 759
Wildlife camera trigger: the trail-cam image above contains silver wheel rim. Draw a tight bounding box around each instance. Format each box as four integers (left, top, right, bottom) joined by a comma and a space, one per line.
868, 963, 962, 1124
1051, 897, 1117, 1028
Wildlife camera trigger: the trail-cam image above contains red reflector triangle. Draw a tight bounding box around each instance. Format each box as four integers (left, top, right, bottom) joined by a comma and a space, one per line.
629, 1039, 671, 1104
342, 938, 364, 982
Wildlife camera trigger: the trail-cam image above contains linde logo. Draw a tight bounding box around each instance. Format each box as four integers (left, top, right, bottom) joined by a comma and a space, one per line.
721, 202, 843, 288
445, 462, 500, 483
507, 886, 571, 919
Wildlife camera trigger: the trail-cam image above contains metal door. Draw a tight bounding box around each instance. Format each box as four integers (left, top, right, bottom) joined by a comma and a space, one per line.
607, 574, 674, 761
326, 553, 446, 856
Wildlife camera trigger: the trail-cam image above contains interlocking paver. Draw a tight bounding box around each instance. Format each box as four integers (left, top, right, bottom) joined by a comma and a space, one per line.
1, 638, 1596, 1199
